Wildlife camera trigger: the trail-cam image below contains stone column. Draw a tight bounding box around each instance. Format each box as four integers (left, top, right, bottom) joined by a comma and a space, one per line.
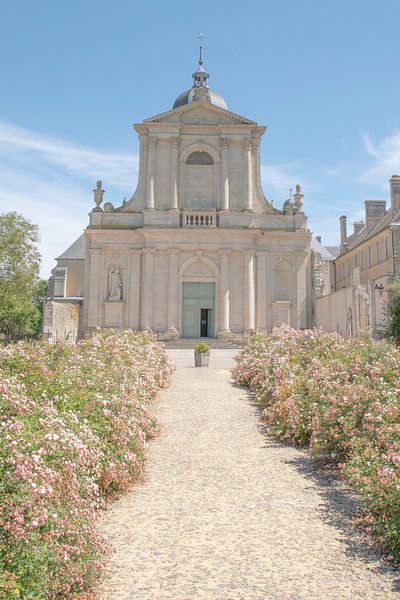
140, 249, 155, 331
256, 252, 267, 331
245, 141, 253, 211
126, 249, 142, 329
221, 138, 230, 211
170, 137, 179, 210
244, 251, 255, 332
218, 250, 231, 338
146, 137, 156, 210
166, 249, 180, 339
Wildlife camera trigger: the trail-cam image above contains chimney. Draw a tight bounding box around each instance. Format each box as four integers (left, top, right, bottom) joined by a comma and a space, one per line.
315, 235, 321, 244
390, 175, 400, 211
365, 200, 386, 231
339, 215, 347, 254
353, 221, 364, 235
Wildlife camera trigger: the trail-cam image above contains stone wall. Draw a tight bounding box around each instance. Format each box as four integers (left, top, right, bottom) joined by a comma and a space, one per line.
43, 300, 82, 342
311, 250, 330, 298
315, 287, 352, 338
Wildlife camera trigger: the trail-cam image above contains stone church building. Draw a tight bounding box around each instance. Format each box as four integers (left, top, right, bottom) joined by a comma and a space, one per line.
44, 52, 323, 342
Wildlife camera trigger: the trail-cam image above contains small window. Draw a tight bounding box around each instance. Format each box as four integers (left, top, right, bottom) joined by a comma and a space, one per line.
186, 151, 214, 165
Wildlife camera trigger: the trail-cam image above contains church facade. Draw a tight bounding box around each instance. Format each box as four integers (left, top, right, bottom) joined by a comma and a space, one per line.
44, 54, 317, 342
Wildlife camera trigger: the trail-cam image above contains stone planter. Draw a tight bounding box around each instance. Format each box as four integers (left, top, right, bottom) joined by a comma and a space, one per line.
194, 351, 210, 367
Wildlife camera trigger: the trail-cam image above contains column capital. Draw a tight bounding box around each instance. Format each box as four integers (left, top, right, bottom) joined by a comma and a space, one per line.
167, 248, 180, 255
244, 250, 255, 256
143, 247, 156, 255
148, 135, 158, 146
218, 249, 232, 256
171, 136, 180, 146
221, 137, 230, 148
256, 250, 269, 257
128, 248, 143, 255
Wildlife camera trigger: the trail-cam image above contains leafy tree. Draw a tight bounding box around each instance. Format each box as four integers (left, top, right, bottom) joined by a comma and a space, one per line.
0, 212, 45, 338
385, 280, 400, 344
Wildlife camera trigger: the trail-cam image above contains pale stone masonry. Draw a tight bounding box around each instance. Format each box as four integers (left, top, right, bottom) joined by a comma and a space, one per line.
315, 175, 400, 338
45, 51, 324, 341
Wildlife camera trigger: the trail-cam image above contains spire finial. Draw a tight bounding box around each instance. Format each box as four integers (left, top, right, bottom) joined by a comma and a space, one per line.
199, 32, 204, 66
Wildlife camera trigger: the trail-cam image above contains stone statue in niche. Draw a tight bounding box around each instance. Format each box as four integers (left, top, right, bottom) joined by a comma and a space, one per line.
108, 269, 123, 301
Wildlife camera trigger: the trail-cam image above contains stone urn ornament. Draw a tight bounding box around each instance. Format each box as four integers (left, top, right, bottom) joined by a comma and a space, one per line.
194, 342, 210, 367
93, 180, 105, 212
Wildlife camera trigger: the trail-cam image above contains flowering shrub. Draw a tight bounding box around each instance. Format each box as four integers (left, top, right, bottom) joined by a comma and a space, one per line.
0, 330, 172, 599
233, 328, 400, 562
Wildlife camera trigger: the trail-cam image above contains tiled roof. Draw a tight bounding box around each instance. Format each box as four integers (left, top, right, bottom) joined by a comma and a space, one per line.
324, 245, 340, 259
311, 237, 338, 260
347, 206, 400, 251
56, 234, 85, 260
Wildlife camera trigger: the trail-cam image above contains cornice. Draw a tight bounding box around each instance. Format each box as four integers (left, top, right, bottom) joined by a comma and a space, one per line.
143, 101, 257, 125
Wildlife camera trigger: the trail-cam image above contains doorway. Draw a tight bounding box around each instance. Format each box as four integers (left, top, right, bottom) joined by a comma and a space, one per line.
182, 282, 215, 338
200, 308, 210, 337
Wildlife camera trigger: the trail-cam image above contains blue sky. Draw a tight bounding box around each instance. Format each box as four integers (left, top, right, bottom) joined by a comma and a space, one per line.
1, 0, 400, 276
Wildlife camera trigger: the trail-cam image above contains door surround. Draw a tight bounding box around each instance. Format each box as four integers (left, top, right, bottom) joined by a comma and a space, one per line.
178, 255, 220, 338
182, 282, 215, 338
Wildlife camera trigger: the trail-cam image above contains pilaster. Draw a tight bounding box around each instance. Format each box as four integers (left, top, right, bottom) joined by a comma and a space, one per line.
256, 251, 268, 331
87, 249, 103, 328
245, 141, 254, 212
244, 251, 255, 332
140, 249, 155, 331
127, 249, 142, 329
170, 136, 179, 211
146, 136, 156, 210
220, 137, 230, 212
166, 248, 180, 339
218, 249, 232, 338
296, 253, 308, 329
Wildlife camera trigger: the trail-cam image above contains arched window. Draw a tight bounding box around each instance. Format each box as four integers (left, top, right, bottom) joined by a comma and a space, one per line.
186, 151, 214, 165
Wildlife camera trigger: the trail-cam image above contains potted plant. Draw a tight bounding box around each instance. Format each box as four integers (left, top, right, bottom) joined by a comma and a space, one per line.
194, 342, 210, 367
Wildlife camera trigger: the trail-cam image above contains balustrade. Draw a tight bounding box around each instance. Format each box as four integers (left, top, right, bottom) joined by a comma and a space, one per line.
182, 211, 218, 228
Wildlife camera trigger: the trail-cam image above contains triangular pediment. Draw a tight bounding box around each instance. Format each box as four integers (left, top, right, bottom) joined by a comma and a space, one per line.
144, 101, 256, 126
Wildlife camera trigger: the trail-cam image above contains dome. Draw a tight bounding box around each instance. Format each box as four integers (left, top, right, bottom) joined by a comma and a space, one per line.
172, 42, 227, 111
173, 87, 228, 110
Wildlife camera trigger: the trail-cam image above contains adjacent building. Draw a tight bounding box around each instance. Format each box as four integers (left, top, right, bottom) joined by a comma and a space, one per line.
315, 176, 400, 338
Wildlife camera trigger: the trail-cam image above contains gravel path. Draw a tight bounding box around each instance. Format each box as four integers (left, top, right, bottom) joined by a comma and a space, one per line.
96, 355, 399, 600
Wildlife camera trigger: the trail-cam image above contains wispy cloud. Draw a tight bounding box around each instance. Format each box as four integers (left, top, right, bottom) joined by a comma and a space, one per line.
0, 121, 138, 276
359, 131, 400, 187
0, 121, 137, 187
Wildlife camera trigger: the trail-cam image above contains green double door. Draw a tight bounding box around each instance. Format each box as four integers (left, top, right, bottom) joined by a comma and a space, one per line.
182, 282, 215, 338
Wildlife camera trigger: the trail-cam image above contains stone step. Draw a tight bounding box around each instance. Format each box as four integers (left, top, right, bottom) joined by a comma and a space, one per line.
161, 338, 243, 350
